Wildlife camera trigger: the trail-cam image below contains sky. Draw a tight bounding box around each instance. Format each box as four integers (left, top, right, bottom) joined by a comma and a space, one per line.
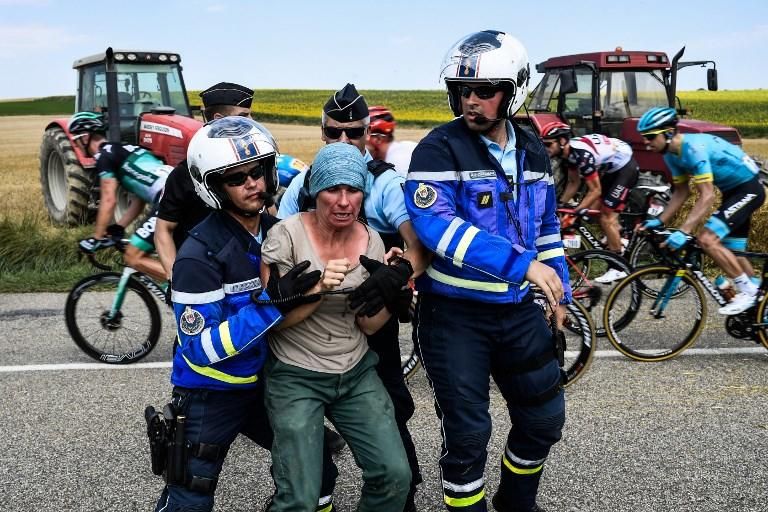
1, 0, 767, 99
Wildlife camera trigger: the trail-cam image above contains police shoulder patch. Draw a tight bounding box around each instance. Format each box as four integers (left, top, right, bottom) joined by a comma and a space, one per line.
179, 306, 205, 336
414, 183, 437, 208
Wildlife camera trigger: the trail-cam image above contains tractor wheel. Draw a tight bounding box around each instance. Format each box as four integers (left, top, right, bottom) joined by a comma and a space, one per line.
40, 127, 93, 225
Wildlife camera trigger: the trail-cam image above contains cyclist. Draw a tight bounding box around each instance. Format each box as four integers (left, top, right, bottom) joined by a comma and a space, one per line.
277, 83, 428, 511
153, 116, 338, 511
403, 30, 569, 512
70, 112, 170, 281
541, 121, 639, 282
366, 105, 417, 178
638, 107, 765, 315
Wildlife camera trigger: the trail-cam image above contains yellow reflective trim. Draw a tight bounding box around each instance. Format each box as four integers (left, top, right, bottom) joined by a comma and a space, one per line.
692, 173, 713, 184
537, 248, 564, 261
453, 226, 480, 268
181, 354, 258, 384
503, 454, 543, 475
316, 505, 333, 512
426, 266, 508, 292
520, 281, 529, 290
444, 489, 485, 507
218, 321, 237, 357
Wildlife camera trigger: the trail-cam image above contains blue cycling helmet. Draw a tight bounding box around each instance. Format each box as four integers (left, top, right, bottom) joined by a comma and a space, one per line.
637, 107, 678, 134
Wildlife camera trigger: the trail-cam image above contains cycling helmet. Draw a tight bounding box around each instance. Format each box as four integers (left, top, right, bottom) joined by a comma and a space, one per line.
68, 112, 107, 135
539, 121, 572, 140
637, 107, 678, 134
187, 117, 278, 209
439, 30, 530, 118
368, 105, 396, 136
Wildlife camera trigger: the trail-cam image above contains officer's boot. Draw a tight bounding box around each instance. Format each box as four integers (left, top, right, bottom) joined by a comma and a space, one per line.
492, 462, 545, 512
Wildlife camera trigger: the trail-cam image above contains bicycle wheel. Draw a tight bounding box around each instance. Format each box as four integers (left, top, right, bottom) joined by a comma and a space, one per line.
753, 292, 768, 351
602, 265, 706, 361
567, 249, 637, 337
561, 299, 596, 387
65, 272, 161, 363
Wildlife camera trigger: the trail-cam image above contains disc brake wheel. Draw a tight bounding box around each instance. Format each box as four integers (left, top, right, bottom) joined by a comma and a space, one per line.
65, 272, 161, 363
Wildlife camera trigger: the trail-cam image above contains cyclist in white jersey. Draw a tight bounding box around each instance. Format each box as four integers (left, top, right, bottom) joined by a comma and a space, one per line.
541, 122, 639, 282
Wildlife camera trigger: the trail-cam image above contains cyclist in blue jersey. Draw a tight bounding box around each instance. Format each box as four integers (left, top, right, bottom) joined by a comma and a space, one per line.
638, 107, 765, 315
69, 112, 170, 281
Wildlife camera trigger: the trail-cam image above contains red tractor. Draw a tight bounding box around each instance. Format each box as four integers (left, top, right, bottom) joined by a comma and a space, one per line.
40, 47, 202, 225
519, 46, 739, 196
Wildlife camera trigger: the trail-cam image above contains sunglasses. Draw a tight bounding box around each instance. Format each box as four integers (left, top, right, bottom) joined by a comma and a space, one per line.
457, 84, 502, 100
543, 140, 559, 147
219, 164, 266, 187
323, 126, 367, 140
641, 133, 660, 141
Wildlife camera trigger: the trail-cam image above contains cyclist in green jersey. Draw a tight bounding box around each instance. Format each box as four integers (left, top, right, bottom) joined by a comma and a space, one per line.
69, 112, 170, 281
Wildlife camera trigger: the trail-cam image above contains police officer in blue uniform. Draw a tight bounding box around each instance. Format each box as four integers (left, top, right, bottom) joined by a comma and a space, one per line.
402, 31, 571, 512
152, 117, 338, 512
278, 84, 428, 512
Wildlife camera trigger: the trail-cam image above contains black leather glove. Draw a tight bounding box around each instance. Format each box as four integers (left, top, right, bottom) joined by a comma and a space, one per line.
394, 287, 415, 323
348, 255, 413, 317
254, 260, 322, 315
106, 223, 126, 241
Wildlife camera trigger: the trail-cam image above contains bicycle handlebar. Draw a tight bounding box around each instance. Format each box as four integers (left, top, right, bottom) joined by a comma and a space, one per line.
83, 238, 129, 271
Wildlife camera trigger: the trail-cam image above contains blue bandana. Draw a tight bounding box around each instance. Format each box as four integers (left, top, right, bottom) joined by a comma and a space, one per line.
309, 143, 367, 198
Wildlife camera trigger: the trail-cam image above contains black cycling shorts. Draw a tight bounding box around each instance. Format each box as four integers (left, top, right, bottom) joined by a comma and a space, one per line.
600, 158, 639, 211
707, 178, 765, 239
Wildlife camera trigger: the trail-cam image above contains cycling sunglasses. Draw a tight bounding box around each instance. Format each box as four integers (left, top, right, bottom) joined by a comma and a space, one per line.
457, 84, 503, 100
322, 126, 367, 140
219, 164, 266, 187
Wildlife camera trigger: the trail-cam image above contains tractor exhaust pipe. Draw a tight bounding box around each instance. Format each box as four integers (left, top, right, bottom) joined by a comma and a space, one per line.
669, 46, 685, 108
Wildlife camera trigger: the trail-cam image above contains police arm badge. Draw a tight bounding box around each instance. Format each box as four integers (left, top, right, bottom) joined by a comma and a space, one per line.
414, 183, 437, 208
179, 306, 205, 336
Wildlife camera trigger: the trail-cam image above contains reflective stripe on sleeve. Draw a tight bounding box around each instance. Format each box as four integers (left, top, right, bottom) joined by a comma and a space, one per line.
172, 288, 225, 305
536, 248, 565, 261
436, 218, 464, 258
218, 321, 237, 357
407, 171, 458, 182
535, 234, 561, 246
453, 226, 480, 268
200, 329, 222, 364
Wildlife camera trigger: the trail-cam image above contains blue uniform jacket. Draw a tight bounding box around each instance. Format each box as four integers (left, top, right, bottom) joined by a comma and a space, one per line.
170, 210, 282, 390
404, 118, 571, 304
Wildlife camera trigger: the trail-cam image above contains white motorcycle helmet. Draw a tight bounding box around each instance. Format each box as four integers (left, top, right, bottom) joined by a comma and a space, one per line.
439, 30, 530, 118
187, 117, 279, 210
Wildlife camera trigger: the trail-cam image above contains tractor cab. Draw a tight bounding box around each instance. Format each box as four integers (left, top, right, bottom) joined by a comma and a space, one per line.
521, 47, 739, 184
74, 48, 193, 145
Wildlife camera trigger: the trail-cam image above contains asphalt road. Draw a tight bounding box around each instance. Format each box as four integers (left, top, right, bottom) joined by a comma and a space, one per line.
1, 292, 767, 512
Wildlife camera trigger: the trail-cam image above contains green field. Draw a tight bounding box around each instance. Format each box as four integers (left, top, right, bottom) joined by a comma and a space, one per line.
2, 89, 766, 135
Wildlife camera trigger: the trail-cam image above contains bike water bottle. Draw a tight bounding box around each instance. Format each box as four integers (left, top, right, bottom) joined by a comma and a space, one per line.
715, 275, 735, 302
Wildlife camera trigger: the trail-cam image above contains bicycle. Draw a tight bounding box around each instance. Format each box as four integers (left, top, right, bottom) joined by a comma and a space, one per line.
400, 287, 598, 388
65, 239, 168, 363
602, 227, 768, 362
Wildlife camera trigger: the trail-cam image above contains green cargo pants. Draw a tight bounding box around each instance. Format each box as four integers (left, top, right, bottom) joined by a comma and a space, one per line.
264, 349, 411, 512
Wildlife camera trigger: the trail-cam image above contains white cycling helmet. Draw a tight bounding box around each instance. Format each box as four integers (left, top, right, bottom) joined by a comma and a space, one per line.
439, 30, 530, 118
187, 117, 278, 210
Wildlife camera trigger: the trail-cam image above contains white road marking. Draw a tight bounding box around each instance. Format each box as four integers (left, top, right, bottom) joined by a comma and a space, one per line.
1, 347, 765, 374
